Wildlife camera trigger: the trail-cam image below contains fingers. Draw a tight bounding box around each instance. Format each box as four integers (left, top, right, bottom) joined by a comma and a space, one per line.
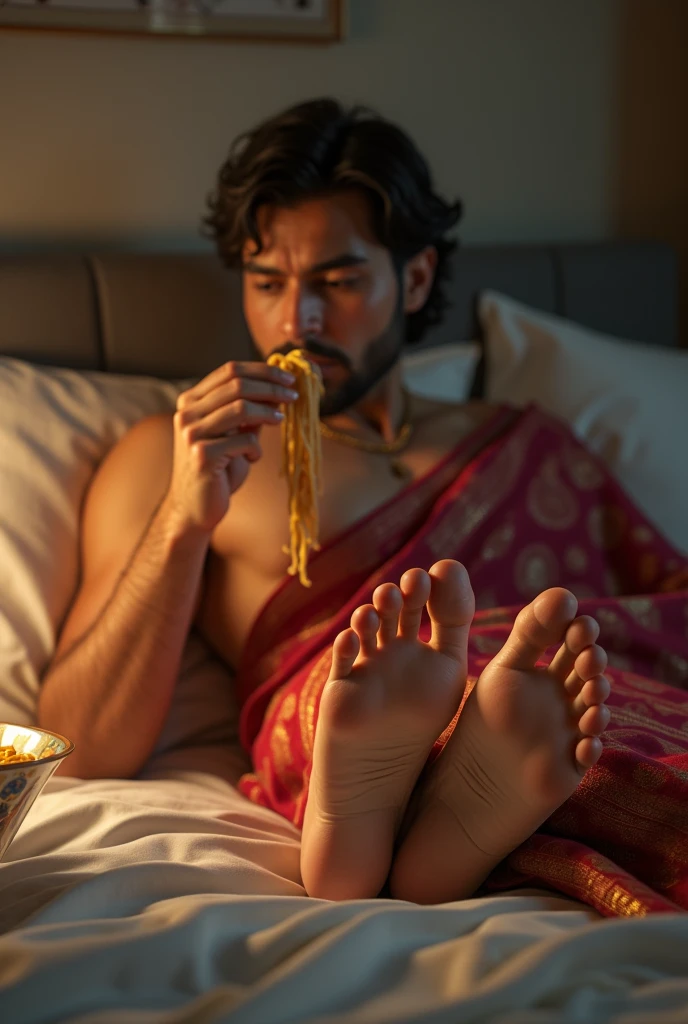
175, 363, 302, 442
192, 432, 262, 467
178, 398, 286, 440
166, 363, 287, 533
179, 360, 295, 404
181, 376, 299, 418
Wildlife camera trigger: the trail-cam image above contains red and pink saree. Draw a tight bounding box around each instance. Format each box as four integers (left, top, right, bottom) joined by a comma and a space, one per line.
236, 404, 688, 917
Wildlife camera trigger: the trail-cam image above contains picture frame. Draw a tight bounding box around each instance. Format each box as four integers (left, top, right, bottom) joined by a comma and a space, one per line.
0, 0, 345, 44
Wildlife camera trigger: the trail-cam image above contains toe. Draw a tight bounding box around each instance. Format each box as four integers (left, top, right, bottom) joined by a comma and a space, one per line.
373, 583, 403, 646
575, 735, 604, 773
572, 643, 608, 683
398, 568, 432, 639
565, 643, 608, 698
494, 588, 578, 672
548, 615, 600, 682
572, 674, 611, 716
330, 628, 360, 679
351, 605, 380, 660
578, 702, 611, 737
427, 560, 475, 660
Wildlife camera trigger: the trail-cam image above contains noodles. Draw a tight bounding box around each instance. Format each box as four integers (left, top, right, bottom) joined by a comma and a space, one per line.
267, 349, 324, 587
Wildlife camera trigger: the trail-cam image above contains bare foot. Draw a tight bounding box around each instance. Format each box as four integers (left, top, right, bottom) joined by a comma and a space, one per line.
300, 560, 475, 900
389, 588, 611, 904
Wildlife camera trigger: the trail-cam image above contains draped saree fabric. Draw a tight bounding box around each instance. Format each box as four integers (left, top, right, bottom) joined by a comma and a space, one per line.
235, 404, 688, 918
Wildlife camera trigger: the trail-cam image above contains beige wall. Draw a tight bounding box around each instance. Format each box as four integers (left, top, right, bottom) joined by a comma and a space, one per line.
1, 0, 620, 248
1, 0, 685, 340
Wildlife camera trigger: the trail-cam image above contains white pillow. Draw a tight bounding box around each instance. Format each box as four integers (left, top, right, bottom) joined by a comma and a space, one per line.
0, 356, 189, 726
479, 291, 688, 554
402, 342, 480, 402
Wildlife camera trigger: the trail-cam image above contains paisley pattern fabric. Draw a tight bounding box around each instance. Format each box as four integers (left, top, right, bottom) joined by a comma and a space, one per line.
235, 404, 688, 917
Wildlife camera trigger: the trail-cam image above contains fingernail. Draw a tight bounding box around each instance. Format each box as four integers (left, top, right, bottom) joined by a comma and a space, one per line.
275, 410, 285, 420
288, 390, 299, 400
280, 372, 296, 384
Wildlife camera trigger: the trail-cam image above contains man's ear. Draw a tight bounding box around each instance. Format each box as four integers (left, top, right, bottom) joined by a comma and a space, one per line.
402, 246, 438, 315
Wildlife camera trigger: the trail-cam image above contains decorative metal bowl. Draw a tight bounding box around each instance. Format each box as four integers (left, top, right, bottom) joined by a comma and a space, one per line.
0, 723, 74, 860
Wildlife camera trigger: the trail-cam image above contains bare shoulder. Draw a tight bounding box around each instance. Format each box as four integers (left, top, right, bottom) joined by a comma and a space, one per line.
89, 412, 174, 497
80, 412, 175, 566
52, 412, 177, 661
103, 411, 174, 469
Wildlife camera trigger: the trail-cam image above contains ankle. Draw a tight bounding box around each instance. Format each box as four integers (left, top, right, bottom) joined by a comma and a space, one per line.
301, 805, 395, 901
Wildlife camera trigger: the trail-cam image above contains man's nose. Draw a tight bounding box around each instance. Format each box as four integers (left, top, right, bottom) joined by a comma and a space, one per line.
281, 283, 324, 340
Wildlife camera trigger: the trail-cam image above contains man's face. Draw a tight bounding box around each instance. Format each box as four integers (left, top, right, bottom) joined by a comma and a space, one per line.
241, 191, 405, 417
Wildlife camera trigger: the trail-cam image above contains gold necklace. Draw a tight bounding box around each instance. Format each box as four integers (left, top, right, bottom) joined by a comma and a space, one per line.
318, 394, 414, 455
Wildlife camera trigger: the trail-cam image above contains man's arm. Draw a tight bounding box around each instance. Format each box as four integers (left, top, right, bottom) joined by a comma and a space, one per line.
39, 359, 297, 779
38, 414, 209, 779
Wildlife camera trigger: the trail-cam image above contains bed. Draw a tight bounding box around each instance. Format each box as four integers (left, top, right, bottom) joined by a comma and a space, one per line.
1, 241, 687, 1023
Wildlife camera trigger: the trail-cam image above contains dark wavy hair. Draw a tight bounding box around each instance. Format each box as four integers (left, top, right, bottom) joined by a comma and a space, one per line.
203, 98, 463, 346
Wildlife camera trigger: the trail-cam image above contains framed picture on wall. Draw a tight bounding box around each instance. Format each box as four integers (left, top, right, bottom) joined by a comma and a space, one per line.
0, 0, 345, 43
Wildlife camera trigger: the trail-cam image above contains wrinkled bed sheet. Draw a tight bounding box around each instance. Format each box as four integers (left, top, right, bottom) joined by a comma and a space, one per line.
1, 766, 688, 1024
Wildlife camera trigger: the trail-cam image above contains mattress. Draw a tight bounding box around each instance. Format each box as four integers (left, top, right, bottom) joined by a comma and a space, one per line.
2, 763, 688, 1024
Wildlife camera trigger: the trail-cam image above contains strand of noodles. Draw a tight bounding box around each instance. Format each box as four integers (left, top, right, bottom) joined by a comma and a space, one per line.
267, 349, 324, 587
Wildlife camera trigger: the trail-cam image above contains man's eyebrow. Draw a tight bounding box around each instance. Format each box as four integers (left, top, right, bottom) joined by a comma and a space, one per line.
242, 254, 369, 276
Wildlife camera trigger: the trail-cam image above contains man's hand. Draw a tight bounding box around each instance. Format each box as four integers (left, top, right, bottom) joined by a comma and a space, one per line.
163, 359, 298, 534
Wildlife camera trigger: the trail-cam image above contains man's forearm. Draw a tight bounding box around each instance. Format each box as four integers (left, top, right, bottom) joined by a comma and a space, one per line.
38, 501, 210, 779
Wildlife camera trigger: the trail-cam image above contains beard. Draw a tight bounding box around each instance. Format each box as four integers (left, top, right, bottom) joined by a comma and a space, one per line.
271, 296, 406, 418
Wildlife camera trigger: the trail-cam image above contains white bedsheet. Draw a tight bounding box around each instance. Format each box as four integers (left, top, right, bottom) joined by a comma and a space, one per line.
1, 768, 688, 1024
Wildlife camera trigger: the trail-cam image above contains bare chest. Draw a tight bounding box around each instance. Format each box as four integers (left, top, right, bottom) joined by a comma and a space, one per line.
195, 402, 497, 668
215, 424, 453, 577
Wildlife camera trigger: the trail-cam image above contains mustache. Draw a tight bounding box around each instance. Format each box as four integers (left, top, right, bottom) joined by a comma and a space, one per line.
272, 337, 353, 371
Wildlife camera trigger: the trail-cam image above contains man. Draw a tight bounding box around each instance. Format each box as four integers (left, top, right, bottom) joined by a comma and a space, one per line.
40, 99, 686, 913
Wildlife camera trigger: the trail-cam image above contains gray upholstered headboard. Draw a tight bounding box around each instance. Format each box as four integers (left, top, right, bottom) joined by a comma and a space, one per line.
0, 241, 678, 380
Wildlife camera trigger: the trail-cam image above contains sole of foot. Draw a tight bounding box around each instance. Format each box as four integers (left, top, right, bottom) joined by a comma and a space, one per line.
389, 587, 611, 904
301, 559, 475, 900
